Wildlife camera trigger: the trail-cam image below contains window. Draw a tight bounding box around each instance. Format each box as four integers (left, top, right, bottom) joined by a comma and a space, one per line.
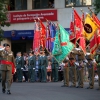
33, 0, 54, 9
65, 0, 92, 7
9, 0, 27, 10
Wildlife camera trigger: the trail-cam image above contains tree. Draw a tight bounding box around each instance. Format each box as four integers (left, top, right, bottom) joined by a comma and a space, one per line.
0, 0, 10, 41
93, 0, 100, 15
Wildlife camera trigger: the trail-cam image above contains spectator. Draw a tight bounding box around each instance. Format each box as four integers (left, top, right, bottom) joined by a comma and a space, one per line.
94, 73, 99, 81
47, 60, 52, 82
23, 60, 28, 82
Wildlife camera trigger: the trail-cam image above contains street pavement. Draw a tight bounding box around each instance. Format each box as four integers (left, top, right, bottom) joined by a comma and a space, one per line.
0, 82, 100, 100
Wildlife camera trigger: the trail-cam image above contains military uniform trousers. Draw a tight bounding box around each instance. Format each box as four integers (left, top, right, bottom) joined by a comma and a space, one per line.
41, 66, 47, 82
87, 67, 94, 88
52, 64, 58, 82
63, 67, 69, 86
1, 69, 12, 90
38, 68, 42, 82
69, 65, 77, 86
28, 68, 35, 82
97, 65, 100, 89
16, 68, 22, 82
77, 67, 84, 87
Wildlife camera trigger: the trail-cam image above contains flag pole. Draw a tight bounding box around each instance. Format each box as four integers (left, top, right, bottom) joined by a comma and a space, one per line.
80, 9, 84, 13
88, 7, 94, 13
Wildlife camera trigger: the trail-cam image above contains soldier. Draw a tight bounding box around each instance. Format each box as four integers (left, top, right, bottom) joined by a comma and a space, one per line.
95, 47, 100, 90
0, 43, 15, 94
37, 52, 42, 82
15, 52, 24, 82
40, 50, 48, 82
61, 57, 69, 87
69, 48, 77, 87
51, 56, 59, 82
75, 48, 85, 88
28, 51, 36, 82
86, 50, 94, 89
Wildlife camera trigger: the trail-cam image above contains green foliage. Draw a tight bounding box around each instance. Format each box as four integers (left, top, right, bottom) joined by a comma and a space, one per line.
93, 0, 100, 15
0, 0, 10, 41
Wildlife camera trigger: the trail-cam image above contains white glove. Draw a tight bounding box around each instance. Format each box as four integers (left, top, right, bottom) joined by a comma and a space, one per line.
86, 53, 90, 55
66, 57, 69, 60
14, 68, 16, 72
21, 68, 23, 70
84, 59, 88, 63
75, 48, 81, 51
33, 68, 35, 70
93, 59, 96, 63
0, 46, 5, 51
75, 62, 79, 66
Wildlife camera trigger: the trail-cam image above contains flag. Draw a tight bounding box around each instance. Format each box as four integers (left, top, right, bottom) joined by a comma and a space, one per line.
39, 19, 46, 49
83, 13, 98, 40
70, 9, 76, 41
33, 21, 40, 52
52, 24, 74, 63
74, 9, 82, 42
92, 14, 100, 46
52, 29, 62, 56
46, 24, 51, 51
90, 33, 98, 55
70, 9, 83, 44
49, 22, 56, 52
79, 37, 86, 54
97, 29, 100, 45
92, 14, 100, 26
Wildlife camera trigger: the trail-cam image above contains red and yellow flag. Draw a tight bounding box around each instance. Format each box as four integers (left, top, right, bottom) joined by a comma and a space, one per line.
83, 14, 98, 40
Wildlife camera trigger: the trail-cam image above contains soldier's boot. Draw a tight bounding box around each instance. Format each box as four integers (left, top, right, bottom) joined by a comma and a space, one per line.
87, 86, 94, 89
2, 88, 6, 93
7, 90, 11, 94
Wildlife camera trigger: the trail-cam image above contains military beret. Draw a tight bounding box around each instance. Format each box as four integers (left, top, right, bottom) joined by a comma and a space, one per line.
3, 43, 10, 47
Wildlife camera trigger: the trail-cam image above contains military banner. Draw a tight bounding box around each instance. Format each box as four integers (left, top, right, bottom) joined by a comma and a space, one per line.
52, 24, 74, 63
83, 14, 98, 40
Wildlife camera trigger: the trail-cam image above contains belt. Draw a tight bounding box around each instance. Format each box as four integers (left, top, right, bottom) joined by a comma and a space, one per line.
69, 58, 74, 60
0, 60, 15, 74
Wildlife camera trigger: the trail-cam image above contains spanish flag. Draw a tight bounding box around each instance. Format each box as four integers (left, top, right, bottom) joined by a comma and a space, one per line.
83, 14, 98, 40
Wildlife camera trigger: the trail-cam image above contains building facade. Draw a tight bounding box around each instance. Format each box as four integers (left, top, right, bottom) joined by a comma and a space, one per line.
2, 0, 99, 56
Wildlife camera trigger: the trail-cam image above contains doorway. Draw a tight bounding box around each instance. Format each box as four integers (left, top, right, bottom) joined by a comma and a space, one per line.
11, 43, 26, 57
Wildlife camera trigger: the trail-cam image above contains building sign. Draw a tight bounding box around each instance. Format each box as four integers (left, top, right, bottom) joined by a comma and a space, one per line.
7, 9, 57, 23
4, 30, 34, 40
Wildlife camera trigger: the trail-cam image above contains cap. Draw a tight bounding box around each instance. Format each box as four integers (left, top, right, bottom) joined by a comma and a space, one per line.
3, 43, 10, 47
28, 51, 34, 54
17, 52, 21, 54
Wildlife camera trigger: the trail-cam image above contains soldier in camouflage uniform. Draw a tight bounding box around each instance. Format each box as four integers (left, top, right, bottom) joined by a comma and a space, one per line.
69, 48, 77, 87
86, 50, 94, 89
95, 47, 100, 90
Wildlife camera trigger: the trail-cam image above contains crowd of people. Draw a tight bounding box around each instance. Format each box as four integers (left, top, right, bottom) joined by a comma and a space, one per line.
13, 50, 63, 83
